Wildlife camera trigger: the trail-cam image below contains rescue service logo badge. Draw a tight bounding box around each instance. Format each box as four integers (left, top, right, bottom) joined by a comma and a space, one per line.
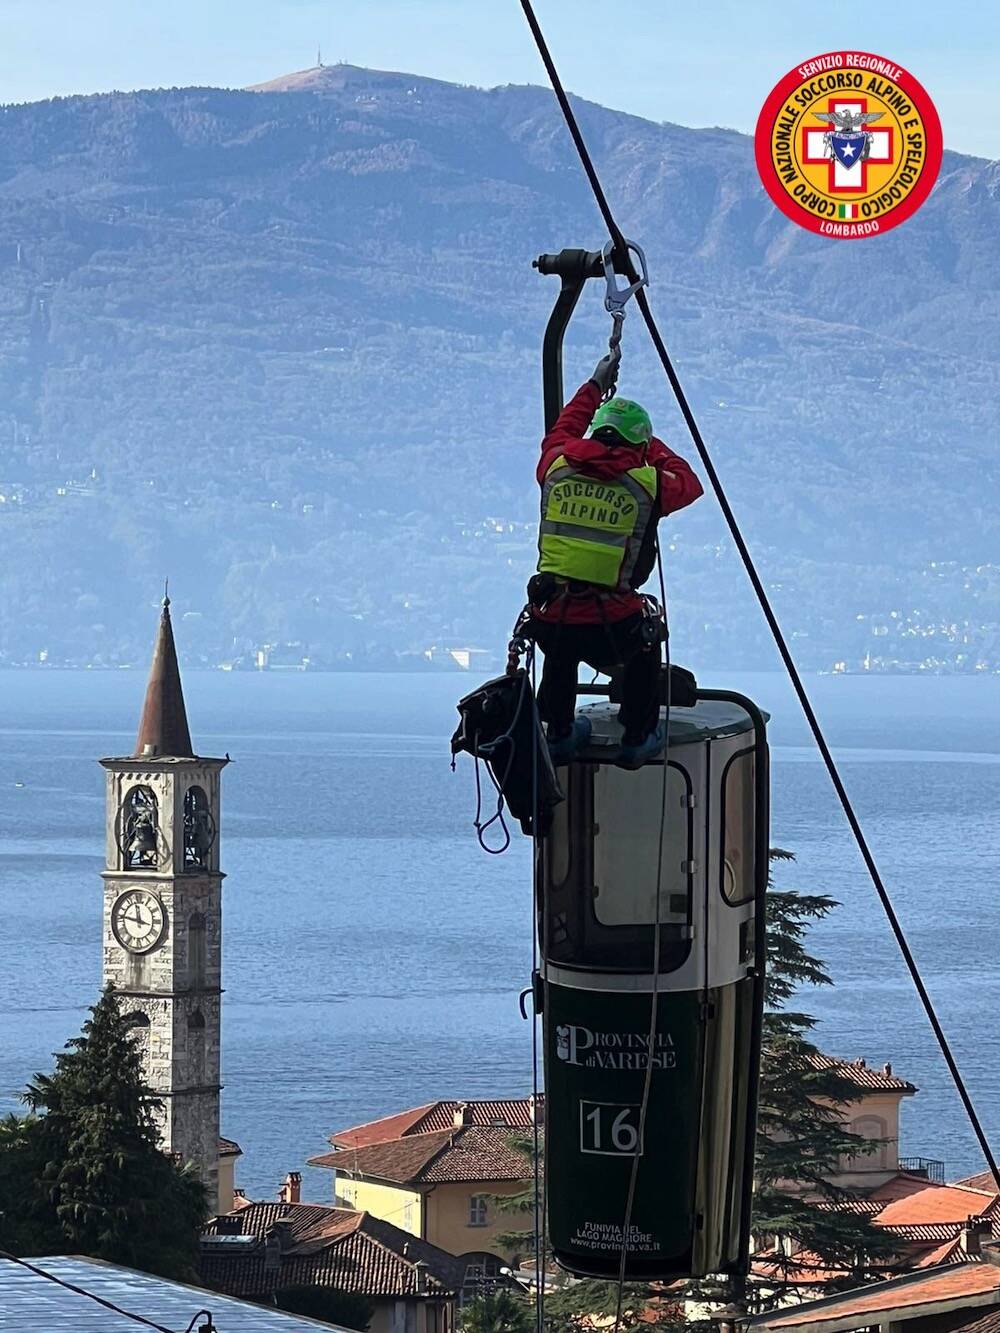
754, 51, 942, 239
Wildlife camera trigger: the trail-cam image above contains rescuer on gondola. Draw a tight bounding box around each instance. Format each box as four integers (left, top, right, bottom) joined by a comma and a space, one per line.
526, 347, 703, 766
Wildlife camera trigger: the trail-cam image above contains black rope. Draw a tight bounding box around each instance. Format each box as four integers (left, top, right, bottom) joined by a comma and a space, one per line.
517, 0, 1000, 1195
614, 557, 672, 1333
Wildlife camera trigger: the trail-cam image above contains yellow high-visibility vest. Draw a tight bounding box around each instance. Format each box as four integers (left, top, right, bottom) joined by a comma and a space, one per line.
537, 454, 658, 589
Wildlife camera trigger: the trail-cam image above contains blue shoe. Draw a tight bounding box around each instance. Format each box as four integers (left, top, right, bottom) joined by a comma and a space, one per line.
547, 716, 592, 765
616, 722, 666, 770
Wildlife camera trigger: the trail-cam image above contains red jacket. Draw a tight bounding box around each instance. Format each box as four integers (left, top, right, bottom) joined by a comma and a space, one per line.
533, 380, 703, 624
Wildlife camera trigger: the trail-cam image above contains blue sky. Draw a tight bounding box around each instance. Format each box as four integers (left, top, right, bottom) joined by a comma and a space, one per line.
2, 0, 996, 158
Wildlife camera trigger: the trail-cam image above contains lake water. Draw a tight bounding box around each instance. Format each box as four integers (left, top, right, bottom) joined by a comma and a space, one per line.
2, 668, 1000, 1201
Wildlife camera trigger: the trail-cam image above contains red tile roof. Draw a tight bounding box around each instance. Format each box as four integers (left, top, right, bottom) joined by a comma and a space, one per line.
874, 1185, 998, 1227
329, 1098, 540, 1149
218, 1137, 242, 1158
916, 1237, 970, 1268
201, 1200, 464, 1299
960, 1173, 1000, 1193
751, 1263, 1000, 1329
808, 1054, 916, 1093
880, 1223, 994, 1243
869, 1172, 947, 1203
310, 1126, 532, 1186
750, 1250, 852, 1287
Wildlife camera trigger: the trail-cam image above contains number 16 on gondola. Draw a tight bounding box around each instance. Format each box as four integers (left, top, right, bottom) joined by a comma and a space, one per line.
580, 1101, 643, 1156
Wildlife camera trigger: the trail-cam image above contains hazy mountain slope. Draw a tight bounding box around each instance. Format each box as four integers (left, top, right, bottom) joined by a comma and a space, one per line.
0, 64, 997, 668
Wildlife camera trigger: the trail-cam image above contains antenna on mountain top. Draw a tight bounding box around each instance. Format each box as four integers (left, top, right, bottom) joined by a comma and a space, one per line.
316, 45, 323, 68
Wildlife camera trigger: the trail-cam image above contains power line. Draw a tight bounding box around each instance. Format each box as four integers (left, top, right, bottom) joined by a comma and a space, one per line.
517, 0, 1000, 1238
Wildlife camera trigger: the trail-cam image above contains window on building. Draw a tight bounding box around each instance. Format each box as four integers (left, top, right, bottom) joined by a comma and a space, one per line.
843, 1115, 889, 1171
468, 1195, 488, 1227
188, 912, 206, 987
459, 1253, 504, 1305
721, 748, 756, 905
544, 762, 694, 973
121, 785, 159, 870
183, 786, 215, 870
187, 1008, 206, 1083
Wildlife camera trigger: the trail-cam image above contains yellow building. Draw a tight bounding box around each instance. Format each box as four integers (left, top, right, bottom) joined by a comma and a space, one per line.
811, 1056, 918, 1189
309, 1099, 537, 1294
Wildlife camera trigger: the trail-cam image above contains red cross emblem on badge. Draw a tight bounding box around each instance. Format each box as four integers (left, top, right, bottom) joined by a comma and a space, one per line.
801, 98, 896, 193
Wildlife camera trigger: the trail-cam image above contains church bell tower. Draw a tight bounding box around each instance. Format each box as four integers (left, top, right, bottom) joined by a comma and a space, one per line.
101, 596, 227, 1200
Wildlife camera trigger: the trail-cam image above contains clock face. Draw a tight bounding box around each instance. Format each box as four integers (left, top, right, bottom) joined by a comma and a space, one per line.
111, 889, 167, 954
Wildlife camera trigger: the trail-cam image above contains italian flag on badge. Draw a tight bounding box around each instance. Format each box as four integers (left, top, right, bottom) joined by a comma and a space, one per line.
837, 204, 856, 219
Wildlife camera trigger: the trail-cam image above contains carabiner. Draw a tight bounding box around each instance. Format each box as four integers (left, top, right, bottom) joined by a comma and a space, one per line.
602, 238, 649, 316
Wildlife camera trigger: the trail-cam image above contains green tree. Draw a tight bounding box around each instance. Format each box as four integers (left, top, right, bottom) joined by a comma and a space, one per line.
1, 985, 207, 1280
750, 850, 899, 1306
459, 1287, 534, 1333
0, 1112, 57, 1255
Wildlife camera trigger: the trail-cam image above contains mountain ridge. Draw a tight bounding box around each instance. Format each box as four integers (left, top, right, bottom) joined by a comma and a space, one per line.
0, 64, 997, 670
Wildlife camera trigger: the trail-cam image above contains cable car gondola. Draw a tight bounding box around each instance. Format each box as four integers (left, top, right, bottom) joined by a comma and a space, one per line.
532, 247, 770, 1281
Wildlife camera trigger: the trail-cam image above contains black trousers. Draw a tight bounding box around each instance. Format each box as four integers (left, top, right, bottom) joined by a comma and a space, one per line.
530, 613, 660, 746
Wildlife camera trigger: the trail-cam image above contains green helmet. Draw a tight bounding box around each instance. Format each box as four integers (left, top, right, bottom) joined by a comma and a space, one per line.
589, 397, 652, 446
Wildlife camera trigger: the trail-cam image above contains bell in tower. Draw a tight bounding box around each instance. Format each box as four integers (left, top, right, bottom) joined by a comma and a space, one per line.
100, 594, 229, 1206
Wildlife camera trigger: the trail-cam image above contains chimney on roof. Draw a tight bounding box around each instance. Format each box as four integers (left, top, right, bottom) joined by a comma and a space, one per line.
413, 1259, 429, 1294
453, 1102, 469, 1128
857, 1058, 866, 1068
531, 1092, 544, 1124
962, 1216, 990, 1257
263, 1234, 281, 1272
278, 1172, 302, 1205
266, 1218, 295, 1256
884, 1063, 892, 1076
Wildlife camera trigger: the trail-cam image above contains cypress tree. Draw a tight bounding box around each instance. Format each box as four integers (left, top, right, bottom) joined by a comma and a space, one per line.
6, 985, 207, 1280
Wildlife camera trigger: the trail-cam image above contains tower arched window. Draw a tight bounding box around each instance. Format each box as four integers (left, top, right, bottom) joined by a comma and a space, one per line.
187, 1008, 206, 1083
188, 912, 206, 987
183, 786, 215, 870
121, 786, 159, 870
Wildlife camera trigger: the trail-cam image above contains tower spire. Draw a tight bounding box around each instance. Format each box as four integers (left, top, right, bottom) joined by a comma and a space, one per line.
135, 592, 194, 758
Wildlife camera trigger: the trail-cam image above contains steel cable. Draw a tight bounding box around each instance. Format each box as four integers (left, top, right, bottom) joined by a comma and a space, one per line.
517, 0, 1000, 1235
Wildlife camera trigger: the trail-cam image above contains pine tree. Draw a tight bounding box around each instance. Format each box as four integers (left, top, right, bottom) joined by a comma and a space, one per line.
750, 850, 899, 1305
459, 1287, 535, 1333
3, 985, 208, 1280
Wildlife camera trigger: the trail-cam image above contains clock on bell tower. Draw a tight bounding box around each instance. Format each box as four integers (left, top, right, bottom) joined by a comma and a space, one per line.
101, 595, 228, 1202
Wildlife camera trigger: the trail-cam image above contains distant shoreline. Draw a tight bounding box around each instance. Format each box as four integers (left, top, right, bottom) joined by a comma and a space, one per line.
2, 664, 998, 679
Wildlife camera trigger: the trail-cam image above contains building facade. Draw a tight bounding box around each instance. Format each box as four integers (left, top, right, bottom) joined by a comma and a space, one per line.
310, 1099, 538, 1292
202, 1195, 463, 1333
